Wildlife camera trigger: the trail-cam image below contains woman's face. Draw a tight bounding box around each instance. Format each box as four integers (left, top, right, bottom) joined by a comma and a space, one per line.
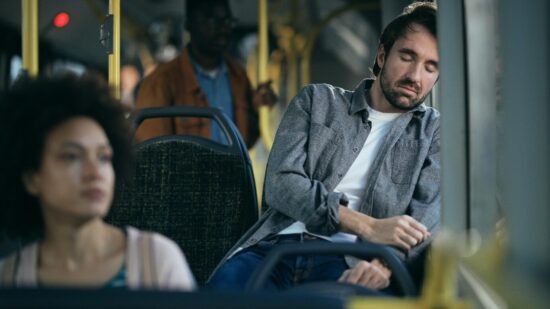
24, 117, 115, 225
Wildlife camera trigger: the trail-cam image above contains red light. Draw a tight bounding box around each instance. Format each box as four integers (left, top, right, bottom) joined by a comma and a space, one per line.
53, 12, 70, 28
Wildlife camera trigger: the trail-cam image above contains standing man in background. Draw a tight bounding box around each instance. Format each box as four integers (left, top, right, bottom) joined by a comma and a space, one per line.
135, 0, 274, 146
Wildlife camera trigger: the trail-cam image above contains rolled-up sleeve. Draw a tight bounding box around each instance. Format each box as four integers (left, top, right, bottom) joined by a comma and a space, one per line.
263, 86, 343, 236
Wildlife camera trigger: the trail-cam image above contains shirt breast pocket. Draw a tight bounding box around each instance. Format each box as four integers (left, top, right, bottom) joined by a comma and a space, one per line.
391, 139, 420, 184
310, 122, 340, 149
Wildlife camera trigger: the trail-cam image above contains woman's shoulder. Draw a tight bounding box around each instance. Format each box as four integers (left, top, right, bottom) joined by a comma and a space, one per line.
0, 242, 39, 287
124, 226, 196, 290
125, 226, 181, 255
145, 230, 184, 258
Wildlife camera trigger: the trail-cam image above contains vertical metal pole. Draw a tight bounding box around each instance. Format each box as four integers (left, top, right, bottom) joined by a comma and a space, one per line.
108, 0, 120, 98
258, 0, 268, 84
438, 0, 468, 233
286, 0, 299, 100
464, 0, 498, 237
258, 0, 274, 149
22, 0, 39, 77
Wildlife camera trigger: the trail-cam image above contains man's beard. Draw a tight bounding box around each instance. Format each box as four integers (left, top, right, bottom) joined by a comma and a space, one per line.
379, 67, 429, 111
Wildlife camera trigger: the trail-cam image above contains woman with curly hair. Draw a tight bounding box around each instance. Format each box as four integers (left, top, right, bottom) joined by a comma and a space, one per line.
0, 73, 195, 290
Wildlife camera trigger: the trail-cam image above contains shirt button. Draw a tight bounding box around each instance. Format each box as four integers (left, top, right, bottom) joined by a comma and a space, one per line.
353, 147, 358, 152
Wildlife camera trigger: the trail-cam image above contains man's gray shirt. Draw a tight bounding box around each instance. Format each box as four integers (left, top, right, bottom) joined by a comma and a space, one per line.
218, 78, 440, 269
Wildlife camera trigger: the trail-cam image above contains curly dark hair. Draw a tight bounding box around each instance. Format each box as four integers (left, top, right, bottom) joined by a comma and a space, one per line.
0, 73, 133, 240
372, 1, 437, 76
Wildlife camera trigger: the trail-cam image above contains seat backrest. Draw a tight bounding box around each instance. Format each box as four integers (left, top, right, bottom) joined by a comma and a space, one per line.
107, 106, 258, 285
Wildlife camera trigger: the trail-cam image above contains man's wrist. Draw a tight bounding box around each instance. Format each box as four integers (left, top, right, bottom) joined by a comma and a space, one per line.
339, 206, 374, 239
359, 214, 375, 240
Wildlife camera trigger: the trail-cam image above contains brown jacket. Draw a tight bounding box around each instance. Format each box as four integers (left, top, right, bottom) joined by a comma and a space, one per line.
135, 47, 259, 147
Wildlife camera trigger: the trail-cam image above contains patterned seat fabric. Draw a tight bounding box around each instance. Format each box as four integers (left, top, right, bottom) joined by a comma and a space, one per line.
108, 107, 258, 285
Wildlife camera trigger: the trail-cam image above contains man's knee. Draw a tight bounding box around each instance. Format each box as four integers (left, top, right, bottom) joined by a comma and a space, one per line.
207, 249, 264, 290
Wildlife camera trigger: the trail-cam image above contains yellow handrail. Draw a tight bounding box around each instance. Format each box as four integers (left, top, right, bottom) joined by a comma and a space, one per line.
22, 0, 39, 77
257, 0, 275, 150
108, 0, 121, 99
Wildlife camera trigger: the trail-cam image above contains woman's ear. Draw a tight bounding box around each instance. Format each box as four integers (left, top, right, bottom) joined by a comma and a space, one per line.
376, 44, 386, 71
22, 171, 39, 196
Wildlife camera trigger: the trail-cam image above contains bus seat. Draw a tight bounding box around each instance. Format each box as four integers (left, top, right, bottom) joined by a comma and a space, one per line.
107, 106, 259, 285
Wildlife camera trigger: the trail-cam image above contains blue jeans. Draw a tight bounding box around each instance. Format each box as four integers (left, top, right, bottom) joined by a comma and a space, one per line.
207, 234, 349, 291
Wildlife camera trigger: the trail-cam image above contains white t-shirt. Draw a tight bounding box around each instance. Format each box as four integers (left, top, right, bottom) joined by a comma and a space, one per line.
278, 105, 401, 242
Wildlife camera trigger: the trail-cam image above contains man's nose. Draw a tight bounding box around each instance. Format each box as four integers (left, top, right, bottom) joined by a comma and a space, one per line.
406, 63, 423, 82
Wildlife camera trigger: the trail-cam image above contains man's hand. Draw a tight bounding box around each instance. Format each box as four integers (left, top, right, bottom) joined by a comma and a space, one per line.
369, 215, 430, 250
339, 206, 430, 251
253, 80, 277, 109
338, 259, 391, 290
